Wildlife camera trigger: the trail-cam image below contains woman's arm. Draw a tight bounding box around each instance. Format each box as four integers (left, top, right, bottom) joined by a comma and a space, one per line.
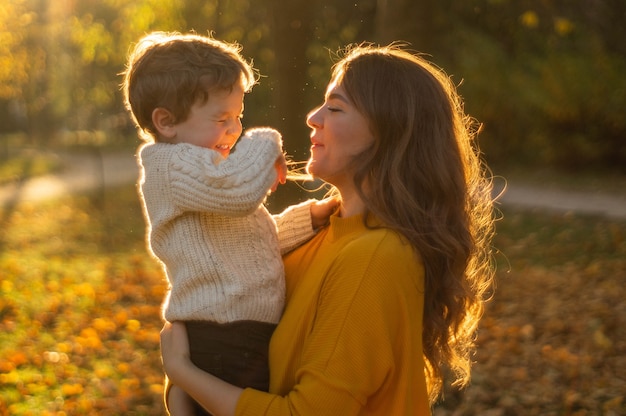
160, 321, 242, 416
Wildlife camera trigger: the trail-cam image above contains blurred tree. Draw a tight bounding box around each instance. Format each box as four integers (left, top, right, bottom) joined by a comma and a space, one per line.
0, 0, 624, 170
0, 1, 31, 136
441, 0, 626, 170
585, 0, 626, 56
265, 0, 315, 154
92, 0, 186, 143
262, 0, 386, 157
0, 0, 188, 147
375, 0, 438, 53
0, 0, 52, 142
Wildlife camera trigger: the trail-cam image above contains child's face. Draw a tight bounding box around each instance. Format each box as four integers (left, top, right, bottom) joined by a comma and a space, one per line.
170, 82, 245, 157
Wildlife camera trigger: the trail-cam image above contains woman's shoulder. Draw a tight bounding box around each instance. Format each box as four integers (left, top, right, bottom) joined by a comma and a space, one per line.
322, 225, 424, 312
332, 225, 423, 282
345, 225, 412, 258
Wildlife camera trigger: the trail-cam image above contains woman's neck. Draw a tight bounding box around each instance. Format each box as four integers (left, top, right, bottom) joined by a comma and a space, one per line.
337, 186, 366, 218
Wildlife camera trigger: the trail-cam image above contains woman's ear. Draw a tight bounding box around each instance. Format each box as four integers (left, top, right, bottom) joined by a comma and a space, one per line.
152, 107, 177, 139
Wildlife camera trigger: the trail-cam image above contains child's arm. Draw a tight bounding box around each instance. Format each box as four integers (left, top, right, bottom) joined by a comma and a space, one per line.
168, 128, 283, 216
274, 197, 339, 254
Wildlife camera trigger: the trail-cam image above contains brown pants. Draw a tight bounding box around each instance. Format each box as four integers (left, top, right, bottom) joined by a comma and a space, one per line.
184, 320, 276, 415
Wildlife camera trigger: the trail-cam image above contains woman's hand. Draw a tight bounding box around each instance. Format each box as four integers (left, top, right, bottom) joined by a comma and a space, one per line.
160, 321, 192, 384
311, 197, 340, 230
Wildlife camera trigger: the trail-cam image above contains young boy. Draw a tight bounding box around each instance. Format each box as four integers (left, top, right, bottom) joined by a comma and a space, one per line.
122, 31, 331, 415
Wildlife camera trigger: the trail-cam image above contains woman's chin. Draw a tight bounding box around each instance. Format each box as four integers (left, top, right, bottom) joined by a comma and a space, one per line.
305, 160, 318, 176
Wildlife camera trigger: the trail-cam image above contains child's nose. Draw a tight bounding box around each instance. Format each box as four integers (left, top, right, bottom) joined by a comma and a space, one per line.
228, 118, 243, 136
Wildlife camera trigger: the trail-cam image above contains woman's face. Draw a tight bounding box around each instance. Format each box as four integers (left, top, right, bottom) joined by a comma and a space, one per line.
306, 79, 375, 188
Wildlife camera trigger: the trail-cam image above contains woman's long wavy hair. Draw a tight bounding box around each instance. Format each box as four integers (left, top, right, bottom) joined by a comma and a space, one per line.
332, 44, 495, 403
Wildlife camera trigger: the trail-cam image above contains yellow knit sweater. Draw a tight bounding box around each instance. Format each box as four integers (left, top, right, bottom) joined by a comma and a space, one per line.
236, 213, 431, 415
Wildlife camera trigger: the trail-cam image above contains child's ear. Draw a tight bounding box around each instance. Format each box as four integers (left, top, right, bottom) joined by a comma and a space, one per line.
152, 107, 177, 139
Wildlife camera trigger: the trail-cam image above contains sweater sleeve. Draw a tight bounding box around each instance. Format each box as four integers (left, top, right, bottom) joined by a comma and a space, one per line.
236, 232, 426, 415
274, 199, 316, 255
168, 127, 282, 216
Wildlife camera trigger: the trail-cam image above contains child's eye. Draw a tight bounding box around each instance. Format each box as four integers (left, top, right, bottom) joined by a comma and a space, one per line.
215, 115, 242, 123
327, 107, 341, 113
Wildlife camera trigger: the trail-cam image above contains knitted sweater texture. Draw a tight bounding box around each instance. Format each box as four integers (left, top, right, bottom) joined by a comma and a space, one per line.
236, 213, 431, 415
138, 128, 315, 324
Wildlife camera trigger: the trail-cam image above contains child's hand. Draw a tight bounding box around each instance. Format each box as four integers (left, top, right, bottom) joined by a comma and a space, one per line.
311, 197, 340, 230
271, 153, 287, 192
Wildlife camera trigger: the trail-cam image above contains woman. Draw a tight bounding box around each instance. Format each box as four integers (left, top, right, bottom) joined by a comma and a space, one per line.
160, 43, 495, 415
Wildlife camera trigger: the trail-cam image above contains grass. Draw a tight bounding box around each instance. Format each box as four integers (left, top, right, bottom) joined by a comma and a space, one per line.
436, 206, 626, 415
0, 185, 165, 415
0, 183, 625, 415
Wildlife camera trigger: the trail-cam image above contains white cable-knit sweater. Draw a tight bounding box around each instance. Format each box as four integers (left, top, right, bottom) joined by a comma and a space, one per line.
138, 128, 316, 324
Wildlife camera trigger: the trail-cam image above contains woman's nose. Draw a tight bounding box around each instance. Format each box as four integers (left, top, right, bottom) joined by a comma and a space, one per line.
306, 106, 322, 128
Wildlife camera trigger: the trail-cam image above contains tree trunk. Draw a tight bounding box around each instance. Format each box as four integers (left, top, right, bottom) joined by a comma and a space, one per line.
268, 0, 315, 156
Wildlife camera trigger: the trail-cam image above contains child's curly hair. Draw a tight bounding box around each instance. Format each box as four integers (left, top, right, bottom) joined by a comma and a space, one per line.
121, 31, 257, 142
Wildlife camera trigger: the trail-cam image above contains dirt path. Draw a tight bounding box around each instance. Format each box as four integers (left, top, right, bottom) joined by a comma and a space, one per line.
1, 151, 625, 219
494, 181, 626, 219
0, 150, 139, 206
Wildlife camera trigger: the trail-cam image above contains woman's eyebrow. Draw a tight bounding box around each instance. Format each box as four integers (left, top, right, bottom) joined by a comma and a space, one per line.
326, 92, 349, 103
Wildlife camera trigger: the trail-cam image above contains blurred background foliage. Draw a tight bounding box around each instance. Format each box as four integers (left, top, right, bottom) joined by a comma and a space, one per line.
0, 0, 624, 172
